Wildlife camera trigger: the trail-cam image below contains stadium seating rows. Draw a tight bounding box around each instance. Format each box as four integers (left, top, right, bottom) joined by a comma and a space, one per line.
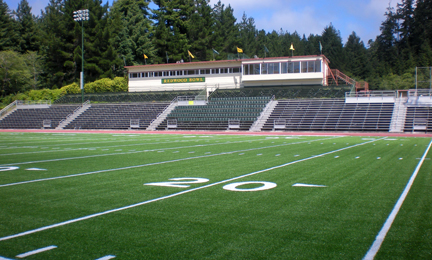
262, 99, 394, 131
0, 105, 79, 129
0, 97, 430, 132
156, 96, 271, 131
64, 103, 169, 130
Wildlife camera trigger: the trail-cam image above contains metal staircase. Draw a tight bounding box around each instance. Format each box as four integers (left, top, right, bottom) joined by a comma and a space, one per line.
389, 97, 408, 133
249, 98, 278, 132
146, 99, 178, 131
55, 101, 91, 130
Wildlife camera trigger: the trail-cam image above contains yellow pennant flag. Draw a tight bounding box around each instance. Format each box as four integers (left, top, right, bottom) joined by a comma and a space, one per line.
144, 54, 148, 59
188, 50, 195, 59
237, 47, 243, 53
289, 43, 295, 51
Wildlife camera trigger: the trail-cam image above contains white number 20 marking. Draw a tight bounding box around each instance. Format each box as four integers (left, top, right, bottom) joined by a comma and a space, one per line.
223, 181, 277, 192
144, 178, 277, 192
144, 178, 209, 188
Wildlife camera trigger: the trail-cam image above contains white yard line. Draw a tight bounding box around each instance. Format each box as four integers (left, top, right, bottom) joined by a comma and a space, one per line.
15, 245, 57, 258
95, 255, 116, 260
363, 139, 432, 260
0, 137, 337, 188
0, 137, 382, 242
0, 136, 300, 165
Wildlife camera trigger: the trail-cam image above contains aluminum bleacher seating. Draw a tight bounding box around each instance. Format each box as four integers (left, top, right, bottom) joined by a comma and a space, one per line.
262, 99, 394, 132
157, 96, 271, 131
63, 103, 169, 130
0, 105, 79, 129
404, 107, 432, 132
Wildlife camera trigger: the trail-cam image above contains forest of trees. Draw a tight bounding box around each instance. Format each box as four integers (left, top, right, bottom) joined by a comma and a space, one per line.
1, 0, 432, 101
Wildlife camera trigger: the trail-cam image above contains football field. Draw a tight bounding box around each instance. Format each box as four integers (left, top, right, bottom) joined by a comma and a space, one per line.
0, 132, 431, 259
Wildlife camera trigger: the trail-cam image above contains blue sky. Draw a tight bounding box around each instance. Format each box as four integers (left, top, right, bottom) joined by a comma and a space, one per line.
6, 0, 400, 46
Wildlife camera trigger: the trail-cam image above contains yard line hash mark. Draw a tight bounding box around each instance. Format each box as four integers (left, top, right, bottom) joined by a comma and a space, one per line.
0, 137, 303, 165
0, 137, 338, 188
0, 137, 384, 242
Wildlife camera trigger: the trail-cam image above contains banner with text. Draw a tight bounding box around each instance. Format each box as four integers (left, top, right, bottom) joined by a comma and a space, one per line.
161, 77, 205, 84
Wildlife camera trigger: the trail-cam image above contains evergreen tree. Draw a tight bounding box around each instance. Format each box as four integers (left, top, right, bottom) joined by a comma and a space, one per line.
80, 0, 122, 81
112, 0, 155, 65
211, 2, 239, 60
0, 0, 19, 51
39, 0, 73, 88
238, 13, 258, 57
153, 0, 192, 63
40, 0, 120, 88
412, 0, 432, 66
187, 0, 214, 61
344, 32, 371, 80
321, 24, 346, 71
14, 0, 40, 53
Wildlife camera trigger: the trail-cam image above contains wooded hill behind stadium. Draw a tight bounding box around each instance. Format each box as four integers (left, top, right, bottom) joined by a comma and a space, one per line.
1, 0, 431, 100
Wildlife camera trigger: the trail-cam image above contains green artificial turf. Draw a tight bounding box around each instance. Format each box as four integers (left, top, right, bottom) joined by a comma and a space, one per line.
0, 132, 431, 259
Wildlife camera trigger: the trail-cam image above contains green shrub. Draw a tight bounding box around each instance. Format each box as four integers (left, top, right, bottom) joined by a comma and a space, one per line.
1, 77, 128, 106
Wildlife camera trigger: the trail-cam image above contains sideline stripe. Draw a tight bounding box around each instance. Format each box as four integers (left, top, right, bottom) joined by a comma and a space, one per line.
363, 139, 432, 260
0, 137, 337, 188
16, 245, 57, 258
0, 137, 382, 242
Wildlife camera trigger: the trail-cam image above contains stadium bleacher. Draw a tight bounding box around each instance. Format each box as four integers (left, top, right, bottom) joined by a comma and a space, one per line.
404, 106, 432, 132
261, 99, 394, 132
156, 96, 271, 131
1, 87, 432, 133
0, 105, 79, 129
64, 103, 169, 130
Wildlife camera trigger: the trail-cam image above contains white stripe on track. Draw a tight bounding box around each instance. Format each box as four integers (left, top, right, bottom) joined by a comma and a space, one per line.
0, 137, 382, 242
363, 139, 432, 260
0, 137, 337, 188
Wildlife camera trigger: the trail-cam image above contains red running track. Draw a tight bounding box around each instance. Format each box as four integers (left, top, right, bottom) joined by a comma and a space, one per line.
1, 129, 432, 138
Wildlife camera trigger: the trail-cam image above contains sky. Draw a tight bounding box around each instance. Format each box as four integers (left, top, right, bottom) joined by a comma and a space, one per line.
6, 0, 400, 46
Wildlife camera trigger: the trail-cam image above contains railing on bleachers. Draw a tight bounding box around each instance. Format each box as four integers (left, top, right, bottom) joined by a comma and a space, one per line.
345, 91, 396, 103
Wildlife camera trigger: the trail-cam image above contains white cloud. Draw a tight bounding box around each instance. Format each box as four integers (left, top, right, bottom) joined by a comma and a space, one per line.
256, 6, 328, 36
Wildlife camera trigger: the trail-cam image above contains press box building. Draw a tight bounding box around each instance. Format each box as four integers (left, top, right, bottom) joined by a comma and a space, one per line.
126, 55, 331, 92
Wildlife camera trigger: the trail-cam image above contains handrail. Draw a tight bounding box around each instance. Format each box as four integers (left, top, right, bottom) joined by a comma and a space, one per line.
0, 100, 18, 118
59, 100, 91, 125
16, 100, 52, 106
331, 69, 355, 85
345, 91, 396, 98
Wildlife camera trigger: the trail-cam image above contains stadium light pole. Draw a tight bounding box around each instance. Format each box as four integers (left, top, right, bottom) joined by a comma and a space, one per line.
73, 9, 89, 104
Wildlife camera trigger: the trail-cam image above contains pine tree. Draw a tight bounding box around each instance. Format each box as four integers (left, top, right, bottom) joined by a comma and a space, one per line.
39, 0, 74, 88
153, 0, 192, 63
238, 13, 258, 57
112, 0, 155, 65
0, 0, 19, 51
321, 23, 346, 71
187, 0, 214, 61
211, 2, 239, 60
344, 32, 370, 80
375, 5, 398, 75
14, 0, 40, 53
